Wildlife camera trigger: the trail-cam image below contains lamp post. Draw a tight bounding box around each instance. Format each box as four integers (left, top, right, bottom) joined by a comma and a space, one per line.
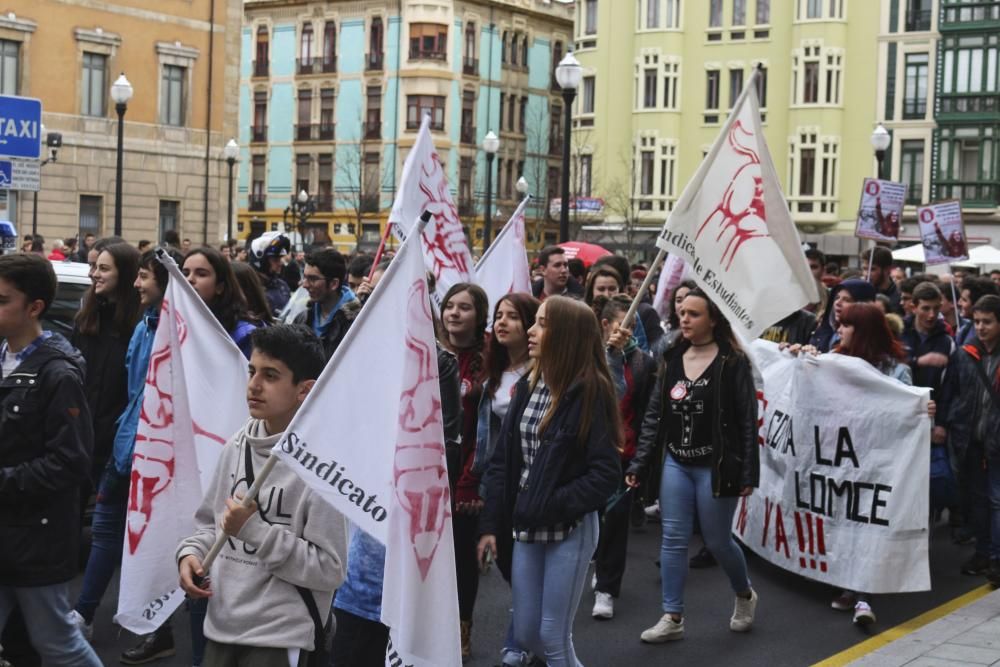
555, 53, 582, 243
871, 123, 891, 180
110, 73, 133, 237
284, 189, 316, 254
482, 130, 500, 252
32, 126, 62, 237
516, 176, 529, 201
223, 139, 239, 243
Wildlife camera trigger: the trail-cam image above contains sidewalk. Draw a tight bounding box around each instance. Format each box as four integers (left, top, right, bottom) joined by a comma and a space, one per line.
848, 586, 1000, 666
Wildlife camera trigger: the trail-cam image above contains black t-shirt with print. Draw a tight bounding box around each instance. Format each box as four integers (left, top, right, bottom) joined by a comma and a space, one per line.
664, 355, 718, 466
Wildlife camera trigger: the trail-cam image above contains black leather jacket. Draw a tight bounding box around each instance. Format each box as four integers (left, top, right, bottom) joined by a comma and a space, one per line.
0, 334, 94, 586
627, 340, 759, 497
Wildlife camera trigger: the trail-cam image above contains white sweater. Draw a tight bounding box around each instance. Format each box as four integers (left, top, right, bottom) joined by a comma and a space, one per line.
177, 418, 348, 650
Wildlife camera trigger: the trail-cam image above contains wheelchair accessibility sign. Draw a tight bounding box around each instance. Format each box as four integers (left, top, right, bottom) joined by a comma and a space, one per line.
0, 158, 39, 191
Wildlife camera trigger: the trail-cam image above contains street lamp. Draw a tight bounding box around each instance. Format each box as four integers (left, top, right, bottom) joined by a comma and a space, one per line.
110, 73, 133, 237
284, 189, 316, 254
482, 130, 500, 252
32, 126, 62, 237
871, 123, 891, 180
555, 53, 582, 243
516, 176, 529, 200
223, 139, 239, 242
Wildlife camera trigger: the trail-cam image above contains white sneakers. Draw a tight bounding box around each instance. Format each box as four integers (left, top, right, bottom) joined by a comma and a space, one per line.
644, 501, 661, 519
640, 613, 685, 643
592, 592, 614, 619
730, 589, 758, 632
853, 601, 876, 626
68, 609, 93, 642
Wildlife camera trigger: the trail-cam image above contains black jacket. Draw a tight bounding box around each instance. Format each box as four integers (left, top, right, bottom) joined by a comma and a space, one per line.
296, 296, 363, 361
437, 345, 464, 494
71, 302, 132, 482
627, 341, 759, 497
479, 377, 621, 539
0, 334, 94, 586
531, 277, 584, 300
900, 316, 956, 427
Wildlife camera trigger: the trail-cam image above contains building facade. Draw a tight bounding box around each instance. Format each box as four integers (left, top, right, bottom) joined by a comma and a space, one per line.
2, 0, 242, 245
571, 0, 883, 259
238, 0, 572, 254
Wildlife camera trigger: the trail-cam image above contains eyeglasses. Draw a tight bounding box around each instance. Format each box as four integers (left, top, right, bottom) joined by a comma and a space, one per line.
303, 274, 327, 283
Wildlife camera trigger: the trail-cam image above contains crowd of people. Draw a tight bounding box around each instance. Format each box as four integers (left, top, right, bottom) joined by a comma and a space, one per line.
1, 230, 999, 667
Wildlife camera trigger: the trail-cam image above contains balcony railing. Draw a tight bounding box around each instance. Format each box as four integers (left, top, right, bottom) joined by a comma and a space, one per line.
409, 48, 446, 61
251, 60, 268, 77
249, 194, 266, 211
295, 124, 336, 142
463, 57, 478, 75
366, 52, 384, 71
902, 98, 927, 119
938, 93, 1000, 114
942, 2, 1000, 25
251, 125, 267, 143
297, 58, 315, 75
549, 136, 562, 156
360, 193, 380, 213
934, 181, 1000, 207
460, 125, 476, 145
363, 120, 382, 140
315, 194, 334, 212
905, 9, 932, 31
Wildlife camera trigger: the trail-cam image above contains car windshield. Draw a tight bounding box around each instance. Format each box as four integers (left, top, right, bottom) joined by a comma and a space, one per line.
43, 281, 89, 335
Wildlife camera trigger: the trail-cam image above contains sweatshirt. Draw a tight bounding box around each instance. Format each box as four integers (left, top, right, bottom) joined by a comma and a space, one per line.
177, 418, 348, 650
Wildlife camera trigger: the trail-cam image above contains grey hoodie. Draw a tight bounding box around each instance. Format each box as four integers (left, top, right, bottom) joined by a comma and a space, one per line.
177, 418, 348, 650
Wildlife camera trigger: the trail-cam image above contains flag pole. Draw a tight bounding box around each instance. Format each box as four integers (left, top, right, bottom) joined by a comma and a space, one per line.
368, 222, 395, 280
622, 247, 667, 329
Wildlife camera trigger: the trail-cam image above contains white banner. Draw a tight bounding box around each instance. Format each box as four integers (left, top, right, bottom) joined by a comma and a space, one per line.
475, 196, 532, 319
116, 253, 249, 633
655, 71, 817, 339
389, 115, 474, 305
735, 341, 931, 593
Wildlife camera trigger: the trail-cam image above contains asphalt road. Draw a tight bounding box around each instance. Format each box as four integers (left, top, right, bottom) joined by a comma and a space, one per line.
60, 513, 985, 667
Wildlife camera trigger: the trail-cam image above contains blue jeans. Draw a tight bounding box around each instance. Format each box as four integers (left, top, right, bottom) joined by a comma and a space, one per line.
659, 454, 751, 615
0, 583, 102, 666
968, 445, 1000, 559
75, 467, 128, 623
511, 512, 599, 667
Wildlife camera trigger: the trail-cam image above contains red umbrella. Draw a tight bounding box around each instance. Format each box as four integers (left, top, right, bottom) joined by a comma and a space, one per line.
558, 241, 611, 267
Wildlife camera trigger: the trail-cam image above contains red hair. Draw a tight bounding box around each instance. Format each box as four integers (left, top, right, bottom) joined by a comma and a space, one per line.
835, 302, 905, 366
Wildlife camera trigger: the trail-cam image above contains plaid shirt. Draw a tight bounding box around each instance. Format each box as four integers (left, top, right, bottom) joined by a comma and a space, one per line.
515, 379, 578, 543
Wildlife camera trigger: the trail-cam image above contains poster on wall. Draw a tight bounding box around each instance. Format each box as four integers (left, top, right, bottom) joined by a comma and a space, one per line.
855, 178, 907, 243
917, 200, 969, 265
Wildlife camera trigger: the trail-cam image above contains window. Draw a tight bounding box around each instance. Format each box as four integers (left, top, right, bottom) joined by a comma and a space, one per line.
643, 68, 658, 108
318, 155, 333, 207
410, 23, 448, 60
729, 68, 743, 108
253, 91, 267, 141
789, 130, 838, 214
510, 33, 519, 66
666, 0, 681, 28
799, 148, 816, 196
464, 22, 477, 73
940, 35, 999, 111
900, 140, 924, 205
585, 0, 598, 35
251, 155, 266, 210
80, 195, 103, 237
366, 87, 381, 139
824, 51, 842, 104
461, 91, 475, 143
755, 65, 768, 107
903, 53, 928, 119
362, 153, 379, 212
660, 143, 677, 204
320, 88, 335, 139
664, 61, 680, 109
81, 52, 106, 117
499, 95, 504, 131
582, 76, 596, 113
501, 31, 509, 64
407, 95, 446, 130
580, 155, 593, 197
370, 17, 384, 70
709, 0, 723, 27
323, 21, 337, 72
937, 126, 995, 204
521, 35, 528, 67
552, 41, 563, 88
519, 96, 527, 133
254, 25, 268, 77
0, 40, 19, 94
300, 23, 314, 66
458, 157, 473, 215
160, 65, 185, 126
804, 61, 819, 103
733, 0, 746, 25
158, 200, 179, 240
905, 0, 932, 31
297, 89, 312, 140
296, 154, 311, 195
805, 0, 822, 19
756, 0, 770, 23
640, 150, 655, 196
550, 104, 562, 154
647, 0, 660, 29
706, 70, 720, 109
507, 94, 515, 131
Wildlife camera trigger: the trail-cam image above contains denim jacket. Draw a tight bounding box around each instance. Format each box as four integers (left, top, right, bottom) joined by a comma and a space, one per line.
110, 307, 159, 476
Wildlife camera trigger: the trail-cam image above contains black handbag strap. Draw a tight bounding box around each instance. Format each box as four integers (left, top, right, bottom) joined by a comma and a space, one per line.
242, 438, 326, 646
965, 348, 1000, 414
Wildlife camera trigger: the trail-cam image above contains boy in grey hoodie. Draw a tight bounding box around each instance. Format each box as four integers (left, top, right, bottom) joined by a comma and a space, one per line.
177, 324, 348, 665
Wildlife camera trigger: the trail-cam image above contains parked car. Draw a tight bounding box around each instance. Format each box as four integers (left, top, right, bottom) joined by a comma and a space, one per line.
45, 260, 91, 334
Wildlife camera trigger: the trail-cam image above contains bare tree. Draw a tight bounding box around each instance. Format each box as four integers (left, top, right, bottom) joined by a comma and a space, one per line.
336, 125, 384, 251
601, 147, 642, 257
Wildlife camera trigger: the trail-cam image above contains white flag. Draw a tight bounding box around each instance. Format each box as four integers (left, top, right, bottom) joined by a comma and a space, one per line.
656, 70, 817, 339
652, 253, 690, 322
271, 225, 461, 666
116, 253, 249, 633
475, 196, 532, 318
389, 114, 474, 304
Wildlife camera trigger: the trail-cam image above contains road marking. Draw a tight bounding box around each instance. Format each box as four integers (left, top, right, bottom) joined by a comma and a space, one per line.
812, 584, 994, 666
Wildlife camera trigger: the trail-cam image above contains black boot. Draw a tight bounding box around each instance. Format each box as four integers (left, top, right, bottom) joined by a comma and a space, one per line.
120, 625, 176, 665
689, 545, 717, 569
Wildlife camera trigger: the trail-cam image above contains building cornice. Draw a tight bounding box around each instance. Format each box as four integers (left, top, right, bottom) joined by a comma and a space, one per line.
0, 13, 37, 33
156, 41, 201, 60
74, 27, 121, 47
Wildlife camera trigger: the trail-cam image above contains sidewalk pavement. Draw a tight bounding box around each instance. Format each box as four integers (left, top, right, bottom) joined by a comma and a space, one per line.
848, 586, 1000, 666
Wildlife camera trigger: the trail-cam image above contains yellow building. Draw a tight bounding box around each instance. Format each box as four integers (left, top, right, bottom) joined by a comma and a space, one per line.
571, 0, 882, 260
2, 0, 242, 244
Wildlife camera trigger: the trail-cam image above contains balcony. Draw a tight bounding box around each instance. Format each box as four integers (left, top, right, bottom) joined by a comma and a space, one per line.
938, 93, 1000, 115
249, 194, 266, 211
363, 120, 382, 140
905, 9, 932, 31
463, 57, 478, 76
941, 2, 1000, 26
251, 60, 268, 78
458, 199, 475, 217
296, 58, 316, 75
549, 136, 562, 156
409, 48, 446, 62
366, 52, 384, 71
460, 125, 476, 145
315, 194, 334, 212
934, 181, 1000, 207
251, 125, 267, 143
902, 99, 927, 119
295, 124, 336, 142
360, 193, 379, 213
